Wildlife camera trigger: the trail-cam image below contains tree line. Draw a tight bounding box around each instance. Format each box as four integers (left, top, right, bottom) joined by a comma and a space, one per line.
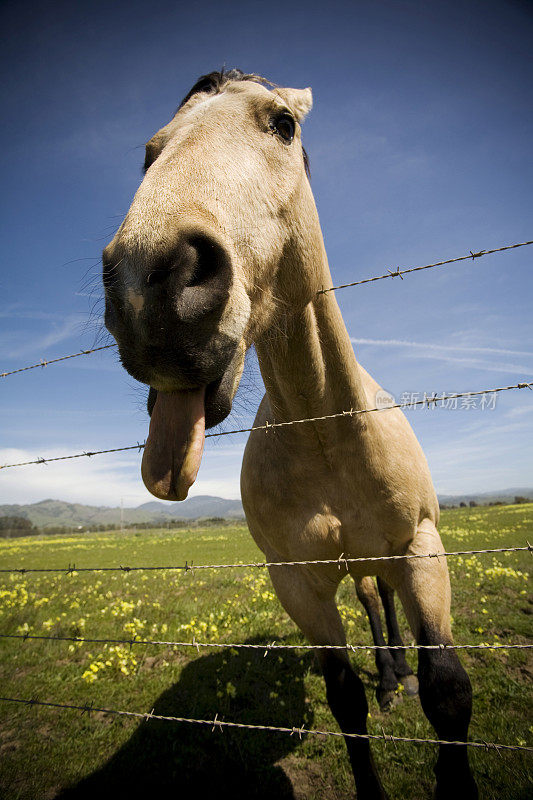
0, 515, 243, 537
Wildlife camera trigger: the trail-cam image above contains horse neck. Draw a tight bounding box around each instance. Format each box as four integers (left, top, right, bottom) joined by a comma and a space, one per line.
254, 255, 369, 436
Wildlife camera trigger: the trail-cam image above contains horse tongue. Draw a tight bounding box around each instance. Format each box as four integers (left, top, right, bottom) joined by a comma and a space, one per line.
141, 387, 206, 501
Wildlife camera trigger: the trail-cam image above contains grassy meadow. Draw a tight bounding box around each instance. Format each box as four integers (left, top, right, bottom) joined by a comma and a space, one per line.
0, 504, 531, 799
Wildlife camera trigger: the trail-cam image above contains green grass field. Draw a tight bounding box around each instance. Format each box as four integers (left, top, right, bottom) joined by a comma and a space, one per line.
0, 504, 531, 799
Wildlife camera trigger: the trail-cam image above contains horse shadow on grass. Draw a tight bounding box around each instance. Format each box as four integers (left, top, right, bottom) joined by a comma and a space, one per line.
56, 638, 316, 800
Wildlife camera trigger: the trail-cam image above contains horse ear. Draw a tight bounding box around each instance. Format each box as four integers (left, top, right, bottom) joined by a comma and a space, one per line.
274, 87, 313, 122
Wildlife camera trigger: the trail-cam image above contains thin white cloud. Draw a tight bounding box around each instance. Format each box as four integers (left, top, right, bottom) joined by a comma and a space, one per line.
24, 316, 82, 353
0, 309, 72, 321
451, 414, 533, 441
0, 315, 83, 360
350, 337, 533, 375
505, 404, 533, 419
404, 353, 532, 374
350, 337, 533, 358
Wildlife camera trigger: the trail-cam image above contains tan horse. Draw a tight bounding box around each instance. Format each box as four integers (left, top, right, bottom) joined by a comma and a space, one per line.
103, 69, 477, 799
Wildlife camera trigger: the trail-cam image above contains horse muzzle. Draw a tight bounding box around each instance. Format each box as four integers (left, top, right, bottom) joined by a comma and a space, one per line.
103, 226, 239, 391
102, 226, 245, 501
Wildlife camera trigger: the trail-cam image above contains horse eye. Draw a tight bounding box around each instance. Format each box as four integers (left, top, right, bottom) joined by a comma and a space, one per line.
270, 113, 295, 143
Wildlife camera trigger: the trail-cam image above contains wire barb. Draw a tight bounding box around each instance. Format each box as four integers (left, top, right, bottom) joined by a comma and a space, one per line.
263, 640, 277, 657
81, 701, 94, 716
211, 712, 223, 733
387, 268, 404, 280
338, 553, 349, 571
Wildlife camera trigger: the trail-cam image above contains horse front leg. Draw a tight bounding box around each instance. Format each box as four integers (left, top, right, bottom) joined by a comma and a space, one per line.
266, 559, 388, 800
386, 524, 478, 799
376, 577, 419, 697
354, 576, 402, 711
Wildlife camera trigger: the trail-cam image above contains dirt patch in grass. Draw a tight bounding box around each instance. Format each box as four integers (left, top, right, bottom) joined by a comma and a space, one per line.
277, 754, 350, 800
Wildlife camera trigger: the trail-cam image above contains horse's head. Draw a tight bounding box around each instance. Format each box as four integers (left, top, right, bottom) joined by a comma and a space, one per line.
103, 69, 315, 501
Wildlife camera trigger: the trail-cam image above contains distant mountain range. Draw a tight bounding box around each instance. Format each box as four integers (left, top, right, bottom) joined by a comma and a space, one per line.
437, 488, 533, 506
0, 495, 245, 528
0, 489, 531, 529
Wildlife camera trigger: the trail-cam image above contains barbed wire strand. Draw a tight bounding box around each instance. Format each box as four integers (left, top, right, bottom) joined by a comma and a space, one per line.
1, 381, 531, 470
1, 543, 531, 576
1, 631, 530, 653
0, 543, 530, 575
2, 241, 531, 381
317, 240, 533, 293
0, 696, 531, 752
0, 344, 116, 379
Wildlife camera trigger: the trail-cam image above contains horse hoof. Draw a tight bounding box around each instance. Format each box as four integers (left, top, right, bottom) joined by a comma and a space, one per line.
401, 674, 419, 696
377, 689, 402, 712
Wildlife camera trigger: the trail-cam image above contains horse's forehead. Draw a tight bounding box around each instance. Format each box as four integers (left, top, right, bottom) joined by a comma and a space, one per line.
223, 81, 273, 101
179, 80, 279, 121
150, 82, 282, 144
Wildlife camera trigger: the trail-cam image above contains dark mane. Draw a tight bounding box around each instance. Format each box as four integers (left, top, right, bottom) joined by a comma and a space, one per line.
176, 68, 310, 179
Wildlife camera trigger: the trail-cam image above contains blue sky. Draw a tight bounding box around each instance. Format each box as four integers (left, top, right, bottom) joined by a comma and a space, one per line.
1, 0, 532, 507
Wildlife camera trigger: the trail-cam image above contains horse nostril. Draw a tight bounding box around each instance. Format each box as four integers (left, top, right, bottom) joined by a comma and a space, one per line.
138, 230, 232, 322
146, 269, 171, 287
185, 236, 220, 288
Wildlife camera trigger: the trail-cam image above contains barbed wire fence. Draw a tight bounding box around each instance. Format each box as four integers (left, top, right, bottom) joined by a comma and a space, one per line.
1, 696, 532, 753
0, 543, 530, 574
317, 239, 533, 292
1, 240, 532, 380
0, 697, 533, 753
0, 239, 532, 761
0, 381, 531, 469
1, 514, 531, 753
1, 632, 531, 653
0, 344, 116, 379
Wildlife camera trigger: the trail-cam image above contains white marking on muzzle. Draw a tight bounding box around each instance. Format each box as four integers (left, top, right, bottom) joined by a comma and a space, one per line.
127, 288, 145, 316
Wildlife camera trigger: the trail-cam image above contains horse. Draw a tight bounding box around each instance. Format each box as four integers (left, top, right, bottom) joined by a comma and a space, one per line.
102, 68, 477, 799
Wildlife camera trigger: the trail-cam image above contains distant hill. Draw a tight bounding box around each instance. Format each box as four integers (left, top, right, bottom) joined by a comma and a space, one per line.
0, 496, 244, 528
0, 489, 530, 529
137, 495, 245, 520
438, 487, 533, 506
